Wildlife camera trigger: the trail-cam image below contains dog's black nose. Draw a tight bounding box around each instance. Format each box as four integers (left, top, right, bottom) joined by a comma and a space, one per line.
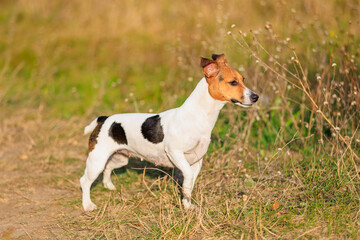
250, 93, 259, 103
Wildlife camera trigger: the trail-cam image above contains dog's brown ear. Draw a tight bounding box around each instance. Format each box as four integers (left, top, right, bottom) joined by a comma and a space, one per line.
212, 53, 227, 64
200, 57, 213, 68
200, 57, 219, 78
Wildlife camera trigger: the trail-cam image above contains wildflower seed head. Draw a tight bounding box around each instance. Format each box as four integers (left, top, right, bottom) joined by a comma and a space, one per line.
231, 24, 236, 28
332, 63, 337, 67
317, 76, 321, 80
265, 22, 272, 30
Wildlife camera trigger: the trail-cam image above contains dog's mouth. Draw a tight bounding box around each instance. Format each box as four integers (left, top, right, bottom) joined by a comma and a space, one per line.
231, 98, 252, 108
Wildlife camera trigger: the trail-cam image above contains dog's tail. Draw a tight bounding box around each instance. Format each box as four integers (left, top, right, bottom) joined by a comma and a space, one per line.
84, 118, 98, 136
84, 116, 108, 136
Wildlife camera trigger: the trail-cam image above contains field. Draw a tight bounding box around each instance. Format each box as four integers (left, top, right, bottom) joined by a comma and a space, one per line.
0, 0, 360, 239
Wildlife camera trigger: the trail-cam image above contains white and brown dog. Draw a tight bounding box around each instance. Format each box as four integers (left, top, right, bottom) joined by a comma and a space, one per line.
81, 54, 259, 211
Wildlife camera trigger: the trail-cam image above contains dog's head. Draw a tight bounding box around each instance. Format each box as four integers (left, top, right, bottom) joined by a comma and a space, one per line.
201, 54, 258, 107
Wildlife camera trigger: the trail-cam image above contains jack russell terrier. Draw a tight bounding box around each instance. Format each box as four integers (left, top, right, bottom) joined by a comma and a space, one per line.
81, 54, 259, 211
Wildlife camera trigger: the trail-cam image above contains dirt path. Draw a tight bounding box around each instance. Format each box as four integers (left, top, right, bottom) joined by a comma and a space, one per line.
0, 111, 85, 239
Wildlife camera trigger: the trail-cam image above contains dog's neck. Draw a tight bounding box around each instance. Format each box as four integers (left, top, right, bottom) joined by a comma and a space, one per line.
180, 77, 226, 129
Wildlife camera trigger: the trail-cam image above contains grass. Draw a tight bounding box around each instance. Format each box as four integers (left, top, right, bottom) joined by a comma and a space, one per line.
0, 0, 360, 239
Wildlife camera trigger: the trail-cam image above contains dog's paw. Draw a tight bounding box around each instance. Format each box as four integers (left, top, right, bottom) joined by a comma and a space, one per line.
103, 181, 116, 190
83, 202, 98, 212
182, 197, 196, 211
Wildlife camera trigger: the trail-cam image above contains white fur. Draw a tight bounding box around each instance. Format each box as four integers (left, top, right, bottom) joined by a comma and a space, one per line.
80, 77, 257, 211
235, 87, 254, 107
84, 118, 97, 135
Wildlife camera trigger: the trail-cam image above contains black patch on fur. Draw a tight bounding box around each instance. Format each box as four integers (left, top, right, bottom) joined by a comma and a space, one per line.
218, 75, 223, 82
88, 117, 108, 154
97, 116, 108, 123
109, 122, 128, 145
141, 115, 164, 144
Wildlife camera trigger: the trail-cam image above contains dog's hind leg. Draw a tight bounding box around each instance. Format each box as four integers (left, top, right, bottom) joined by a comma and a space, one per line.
80, 147, 111, 211
103, 153, 129, 190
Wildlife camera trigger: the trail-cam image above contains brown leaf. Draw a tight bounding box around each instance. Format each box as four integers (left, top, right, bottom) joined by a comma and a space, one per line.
130, 221, 141, 227
272, 200, 280, 210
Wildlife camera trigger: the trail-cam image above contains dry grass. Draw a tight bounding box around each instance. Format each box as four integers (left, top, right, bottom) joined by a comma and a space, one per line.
0, 0, 360, 239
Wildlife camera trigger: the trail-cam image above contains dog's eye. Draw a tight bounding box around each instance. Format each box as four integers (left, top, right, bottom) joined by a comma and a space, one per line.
229, 80, 238, 86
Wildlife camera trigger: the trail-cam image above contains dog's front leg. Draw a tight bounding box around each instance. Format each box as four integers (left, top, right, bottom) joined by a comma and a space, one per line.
165, 148, 196, 210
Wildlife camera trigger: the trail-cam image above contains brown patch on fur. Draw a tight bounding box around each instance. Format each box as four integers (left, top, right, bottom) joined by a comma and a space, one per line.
201, 54, 246, 102
88, 119, 106, 155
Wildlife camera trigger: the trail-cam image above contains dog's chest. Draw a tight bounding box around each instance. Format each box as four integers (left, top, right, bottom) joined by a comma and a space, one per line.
184, 137, 211, 165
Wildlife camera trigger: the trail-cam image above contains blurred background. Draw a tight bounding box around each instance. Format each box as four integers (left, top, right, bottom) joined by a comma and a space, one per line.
0, 0, 360, 238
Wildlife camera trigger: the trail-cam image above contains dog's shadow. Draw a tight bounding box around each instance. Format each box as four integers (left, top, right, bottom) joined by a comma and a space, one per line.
91, 157, 184, 190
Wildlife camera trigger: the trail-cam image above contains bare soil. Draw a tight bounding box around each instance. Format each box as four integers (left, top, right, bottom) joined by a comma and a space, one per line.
0, 110, 85, 239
